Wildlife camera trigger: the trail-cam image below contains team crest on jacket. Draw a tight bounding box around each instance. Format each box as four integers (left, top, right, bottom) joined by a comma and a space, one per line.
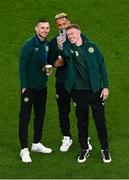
88, 47, 94, 53
55, 94, 59, 99
45, 46, 49, 52
75, 51, 79, 57
24, 97, 29, 102
35, 47, 38, 51
70, 49, 74, 53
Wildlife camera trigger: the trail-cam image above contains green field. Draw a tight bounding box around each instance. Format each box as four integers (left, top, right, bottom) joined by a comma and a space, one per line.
0, 0, 129, 178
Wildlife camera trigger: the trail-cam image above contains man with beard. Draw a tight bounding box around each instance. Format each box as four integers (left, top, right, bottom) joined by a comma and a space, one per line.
19, 19, 52, 163
48, 13, 92, 152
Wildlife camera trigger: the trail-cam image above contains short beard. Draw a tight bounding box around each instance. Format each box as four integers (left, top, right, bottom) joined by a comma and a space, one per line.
37, 33, 45, 41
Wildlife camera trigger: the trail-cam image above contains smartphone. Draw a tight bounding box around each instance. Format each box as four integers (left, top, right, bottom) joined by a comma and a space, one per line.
59, 29, 66, 42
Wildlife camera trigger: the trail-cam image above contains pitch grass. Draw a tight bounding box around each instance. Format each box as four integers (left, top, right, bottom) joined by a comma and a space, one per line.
0, 0, 129, 178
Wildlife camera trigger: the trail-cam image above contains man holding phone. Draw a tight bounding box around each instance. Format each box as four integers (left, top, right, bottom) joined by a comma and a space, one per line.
48, 13, 92, 152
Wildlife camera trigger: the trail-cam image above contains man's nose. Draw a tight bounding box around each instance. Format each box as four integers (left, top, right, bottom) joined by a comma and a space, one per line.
61, 25, 66, 29
44, 29, 49, 32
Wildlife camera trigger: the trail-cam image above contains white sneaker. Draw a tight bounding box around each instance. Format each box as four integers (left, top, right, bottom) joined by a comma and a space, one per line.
88, 137, 92, 151
60, 136, 73, 152
20, 148, 32, 163
31, 142, 52, 154
101, 149, 112, 163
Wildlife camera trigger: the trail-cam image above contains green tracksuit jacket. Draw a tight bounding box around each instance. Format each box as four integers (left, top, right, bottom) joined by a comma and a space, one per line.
19, 35, 49, 89
61, 40, 109, 93
48, 33, 89, 85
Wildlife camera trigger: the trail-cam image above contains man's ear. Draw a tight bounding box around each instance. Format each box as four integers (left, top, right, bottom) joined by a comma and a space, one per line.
68, 20, 70, 26
35, 26, 38, 32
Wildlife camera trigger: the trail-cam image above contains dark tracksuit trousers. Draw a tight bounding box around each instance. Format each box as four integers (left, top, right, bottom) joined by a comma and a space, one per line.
55, 82, 71, 138
71, 89, 109, 150
19, 87, 47, 149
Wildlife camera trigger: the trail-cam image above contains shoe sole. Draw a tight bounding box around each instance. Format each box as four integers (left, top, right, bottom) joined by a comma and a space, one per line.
102, 158, 112, 163
78, 153, 89, 163
88, 145, 92, 151
20, 156, 32, 163
22, 160, 32, 163
31, 149, 52, 153
88, 137, 92, 151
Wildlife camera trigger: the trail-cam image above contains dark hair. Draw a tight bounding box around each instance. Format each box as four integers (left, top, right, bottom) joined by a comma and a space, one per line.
66, 24, 80, 31
35, 19, 49, 25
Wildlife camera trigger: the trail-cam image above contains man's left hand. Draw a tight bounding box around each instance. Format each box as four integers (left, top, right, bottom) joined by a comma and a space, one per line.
54, 56, 64, 67
100, 88, 109, 101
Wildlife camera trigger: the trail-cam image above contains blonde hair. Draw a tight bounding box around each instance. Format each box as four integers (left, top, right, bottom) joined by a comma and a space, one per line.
66, 24, 80, 31
55, 13, 68, 20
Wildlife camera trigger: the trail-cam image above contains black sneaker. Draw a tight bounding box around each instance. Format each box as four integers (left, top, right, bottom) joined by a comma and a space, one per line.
78, 149, 89, 163
101, 149, 112, 163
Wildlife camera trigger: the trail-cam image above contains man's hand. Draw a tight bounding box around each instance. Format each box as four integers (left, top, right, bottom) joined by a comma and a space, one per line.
54, 56, 64, 67
57, 36, 64, 50
22, 88, 26, 94
100, 88, 109, 101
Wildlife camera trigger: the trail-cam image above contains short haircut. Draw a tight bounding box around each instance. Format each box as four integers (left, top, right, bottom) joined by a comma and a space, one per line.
66, 24, 81, 31
55, 13, 68, 20
35, 19, 49, 25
